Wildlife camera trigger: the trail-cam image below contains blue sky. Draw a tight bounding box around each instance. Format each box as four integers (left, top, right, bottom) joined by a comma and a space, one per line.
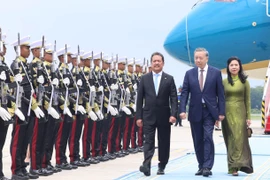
1, 0, 264, 87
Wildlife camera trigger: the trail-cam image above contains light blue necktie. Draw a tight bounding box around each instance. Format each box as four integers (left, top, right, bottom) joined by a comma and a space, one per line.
154, 73, 160, 95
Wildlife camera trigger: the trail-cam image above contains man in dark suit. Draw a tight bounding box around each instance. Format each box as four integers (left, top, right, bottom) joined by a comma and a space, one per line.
136, 52, 178, 176
180, 47, 225, 177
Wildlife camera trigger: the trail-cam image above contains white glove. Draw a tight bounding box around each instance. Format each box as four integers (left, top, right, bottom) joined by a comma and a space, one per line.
15, 108, 25, 121
98, 86, 104, 92
133, 84, 137, 91
122, 106, 131, 115
33, 107, 45, 119
77, 79, 83, 86
0, 71, 6, 81
131, 104, 136, 112
108, 105, 117, 116
114, 107, 119, 115
77, 105, 86, 114
37, 75, 44, 84
90, 86, 96, 92
89, 111, 98, 121
64, 107, 72, 117
63, 77, 70, 86
48, 107, 60, 119
96, 110, 104, 120
112, 84, 118, 90
0, 107, 11, 121
125, 88, 130, 94
15, 74, 23, 83
52, 78, 59, 86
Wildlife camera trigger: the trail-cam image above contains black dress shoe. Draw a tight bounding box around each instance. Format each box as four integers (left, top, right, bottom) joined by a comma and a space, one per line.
22, 169, 38, 180
139, 165, 150, 176
114, 152, 125, 158
202, 168, 212, 177
99, 155, 109, 162
47, 165, 61, 173
11, 173, 28, 180
138, 147, 143, 152
122, 150, 129, 155
40, 168, 53, 176
86, 157, 99, 164
55, 163, 73, 170
195, 169, 203, 175
71, 160, 87, 167
157, 168, 165, 175
105, 153, 116, 160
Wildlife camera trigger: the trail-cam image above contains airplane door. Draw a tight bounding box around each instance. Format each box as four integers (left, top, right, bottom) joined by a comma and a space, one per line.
267, 0, 270, 17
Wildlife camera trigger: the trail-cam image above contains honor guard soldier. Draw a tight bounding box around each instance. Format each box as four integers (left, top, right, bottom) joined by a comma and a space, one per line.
41, 43, 63, 173
68, 50, 90, 167
106, 56, 120, 159
0, 32, 19, 180
114, 57, 132, 157
54, 45, 77, 170
122, 58, 137, 154
28, 39, 58, 177
134, 59, 144, 152
98, 55, 118, 161
10, 35, 45, 180
90, 53, 106, 161
81, 51, 99, 164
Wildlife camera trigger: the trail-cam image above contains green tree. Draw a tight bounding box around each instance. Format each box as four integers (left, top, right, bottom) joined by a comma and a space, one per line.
250, 86, 263, 109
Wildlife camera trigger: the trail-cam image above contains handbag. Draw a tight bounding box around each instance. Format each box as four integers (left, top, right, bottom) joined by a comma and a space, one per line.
247, 127, 253, 138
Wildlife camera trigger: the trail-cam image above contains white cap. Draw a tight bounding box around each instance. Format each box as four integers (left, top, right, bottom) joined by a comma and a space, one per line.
117, 56, 127, 64
102, 54, 112, 63
136, 59, 144, 67
57, 45, 71, 56
71, 50, 85, 58
45, 43, 52, 53
93, 52, 104, 60
11, 35, 31, 47
82, 51, 93, 59
127, 58, 135, 65
30, 39, 46, 49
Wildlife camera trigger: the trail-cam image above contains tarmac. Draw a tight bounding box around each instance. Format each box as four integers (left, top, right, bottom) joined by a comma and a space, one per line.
2, 119, 270, 180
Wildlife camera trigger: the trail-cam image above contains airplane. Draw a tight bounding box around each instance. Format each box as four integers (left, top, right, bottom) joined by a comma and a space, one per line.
163, 0, 270, 133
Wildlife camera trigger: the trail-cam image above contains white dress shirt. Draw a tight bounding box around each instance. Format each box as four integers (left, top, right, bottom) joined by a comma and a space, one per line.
198, 64, 208, 103
152, 71, 163, 94
198, 64, 208, 90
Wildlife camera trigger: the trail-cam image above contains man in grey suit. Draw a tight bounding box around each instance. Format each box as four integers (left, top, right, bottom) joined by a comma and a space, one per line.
136, 52, 178, 176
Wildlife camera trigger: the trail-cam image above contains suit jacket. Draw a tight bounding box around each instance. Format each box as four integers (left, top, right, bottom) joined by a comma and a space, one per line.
180, 66, 225, 122
136, 71, 178, 126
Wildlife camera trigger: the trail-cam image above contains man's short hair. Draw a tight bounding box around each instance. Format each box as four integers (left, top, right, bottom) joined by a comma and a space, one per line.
194, 47, 209, 57
151, 52, 164, 62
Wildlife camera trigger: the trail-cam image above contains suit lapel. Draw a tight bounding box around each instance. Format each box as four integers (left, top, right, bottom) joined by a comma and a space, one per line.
148, 72, 156, 95
194, 68, 201, 91
203, 66, 212, 92
157, 72, 166, 96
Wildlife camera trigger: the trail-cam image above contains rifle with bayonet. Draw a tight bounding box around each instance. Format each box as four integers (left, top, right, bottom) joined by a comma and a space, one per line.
35, 36, 47, 123
89, 51, 96, 108
11, 33, 26, 124
0, 28, 13, 124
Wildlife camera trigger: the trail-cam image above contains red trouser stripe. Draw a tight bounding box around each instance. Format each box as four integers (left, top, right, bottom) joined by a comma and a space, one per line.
107, 117, 115, 153
31, 118, 39, 170
69, 117, 77, 162
55, 115, 64, 164
123, 117, 129, 150
11, 117, 20, 175
131, 116, 136, 148
91, 121, 97, 157
138, 126, 143, 147
82, 118, 89, 159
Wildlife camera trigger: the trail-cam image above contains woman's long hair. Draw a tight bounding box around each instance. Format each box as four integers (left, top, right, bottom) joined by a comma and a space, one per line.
226, 56, 248, 86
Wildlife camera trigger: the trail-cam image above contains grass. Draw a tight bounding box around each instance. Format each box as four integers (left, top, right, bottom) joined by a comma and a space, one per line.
251, 114, 262, 120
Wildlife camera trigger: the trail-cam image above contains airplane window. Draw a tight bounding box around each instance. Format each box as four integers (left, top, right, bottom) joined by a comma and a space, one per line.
215, 0, 236, 2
